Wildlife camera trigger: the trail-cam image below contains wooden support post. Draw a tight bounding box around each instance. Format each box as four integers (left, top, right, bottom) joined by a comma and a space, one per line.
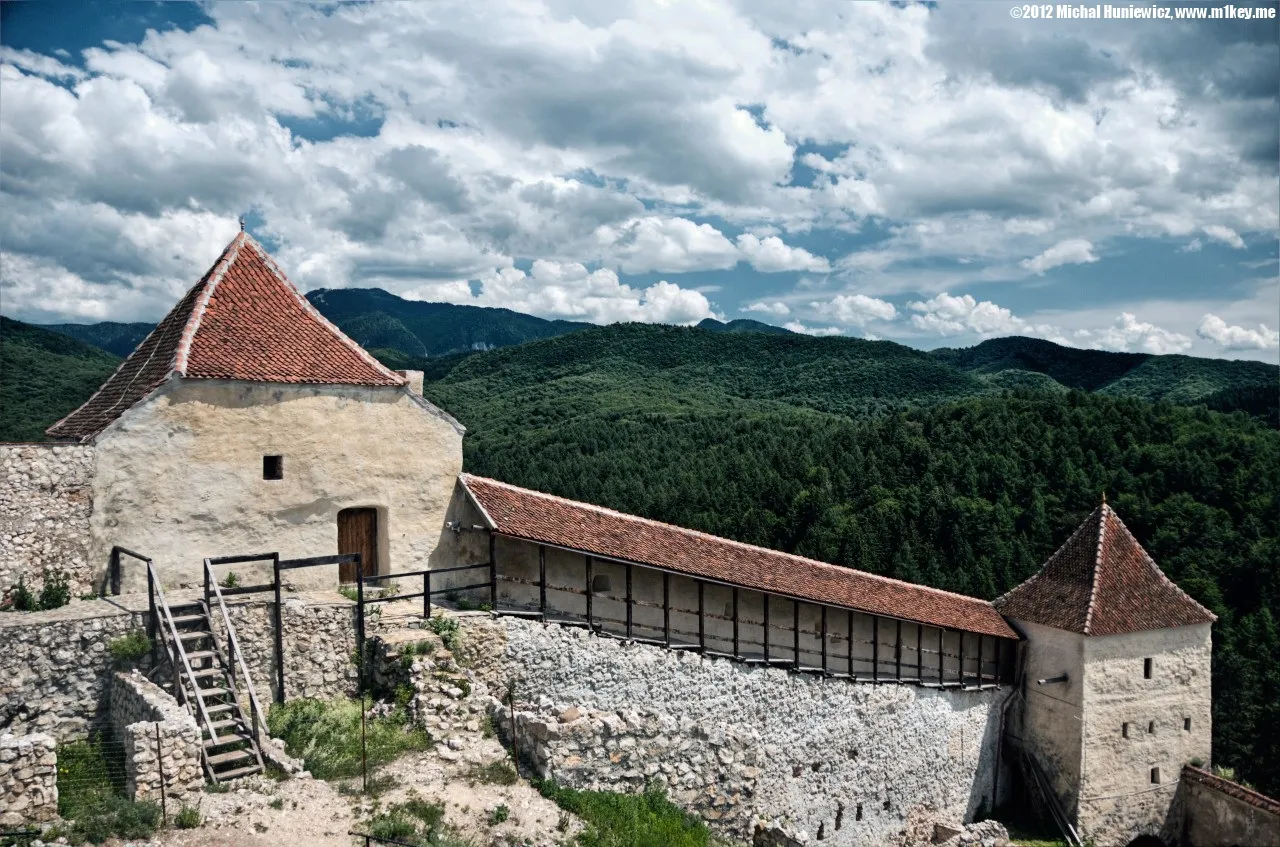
848, 610, 854, 678
626, 564, 633, 639
355, 556, 366, 696
424, 570, 431, 619
488, 533, 498, 611
994, 638, 1002, 686
732, 588, 739, 659
895, 619, 902, 682
939, 627, 946, 687
793, 600, 800, 669
821, 606, 828, 675
585, 556, 593, 629
273, 553, 285, 704
959, 631, 966, 688
763, 593, 770, 663
872, 616, 879, 683
917, 623, 924, 683
539, 545, 547, 621
977, 635, 984, 687
663, 571, 671, 648
697, 581, 705, 652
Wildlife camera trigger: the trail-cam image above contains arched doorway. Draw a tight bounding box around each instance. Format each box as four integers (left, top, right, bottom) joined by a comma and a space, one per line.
1126, 835, 1166, 847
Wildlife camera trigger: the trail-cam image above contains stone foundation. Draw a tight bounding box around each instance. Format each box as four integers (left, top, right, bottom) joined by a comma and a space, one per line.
463, 615, 1010, 847
0, 444, 96, 597
0, 732, 58, 826
109, 671, 203, 803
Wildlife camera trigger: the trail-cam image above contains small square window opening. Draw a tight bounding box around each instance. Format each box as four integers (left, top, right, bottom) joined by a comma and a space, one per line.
1148, 721, 1155, 734
1184, 717, 1192, 731
263, 455, 283, 480
1151, 767, 1161, 785
1122, 722, 1130, 738
1143, 658, 1153, 679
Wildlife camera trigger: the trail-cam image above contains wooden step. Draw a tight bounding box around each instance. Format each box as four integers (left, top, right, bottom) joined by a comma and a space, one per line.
178, 630, 212, 641
205, 732, 253, 749
188, 667, 224, 680
186, 650, 218, 661
205, 703, 236, 715
214, 764, 263, 781
170, 614, 206, 626
197, 687, 231, 698
209, 718, 245, 733
207, 748, 254, 767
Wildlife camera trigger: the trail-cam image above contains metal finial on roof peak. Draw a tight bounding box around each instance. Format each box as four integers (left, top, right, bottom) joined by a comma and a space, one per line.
238, 215, 246, 232
1101, 490, 1107, 504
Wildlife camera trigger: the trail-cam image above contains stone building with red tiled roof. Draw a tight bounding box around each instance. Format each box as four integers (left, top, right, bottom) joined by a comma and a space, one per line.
995, 501, 1217, 847
41, 231, 464, 589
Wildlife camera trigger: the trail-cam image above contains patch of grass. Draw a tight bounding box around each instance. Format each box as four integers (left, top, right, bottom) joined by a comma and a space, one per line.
175, 805, 202, 828
2, 569, 71, 612
427, 614, 462, 652
533, 779, 712, 847
481, 714, 496, 739
56, 737, 162, 845
469, 760, 518, 786
267, 697, 431, 780
222, 571, 240, 589
204, 781, 231, 794
268, 797, 285, 810
364, 796, 469, 847
107, 630, 151, 667
488, 804, 510, 825
338, 585, 360, 603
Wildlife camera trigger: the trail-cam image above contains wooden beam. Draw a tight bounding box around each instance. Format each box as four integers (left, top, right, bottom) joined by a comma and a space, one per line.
959, 630, 966, 688
872, 616, 879, 683
732, 587, 739, 658
917, 623, 924, 683
626, 564, 633, 639
663, 571, 671, 648
763, 593, 770, 663
994, 638, 1002, 686
539, 545, 547, 621
489, 533, 498, 610
895, 619, 902, 681
848, 610, 855, 679
697, 581, 705, 652
821, 606, 828, 675
939, 627, 946, 687
793, 600, 800, 669
586, 555, 593, 628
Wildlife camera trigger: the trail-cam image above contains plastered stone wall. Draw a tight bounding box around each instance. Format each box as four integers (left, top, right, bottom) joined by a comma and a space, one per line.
1078, 624, 1212, 847
462, 615, 1010, 847
0, 600, 146, 740
1181, 765, 1280, 847
90, 378, 463, 592
0, 732, 57, 827
0, 444, 96, 596
109, 671, 203, 803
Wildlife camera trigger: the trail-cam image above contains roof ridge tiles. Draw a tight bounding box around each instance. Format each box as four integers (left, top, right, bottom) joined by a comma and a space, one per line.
459, 473, 1016, 638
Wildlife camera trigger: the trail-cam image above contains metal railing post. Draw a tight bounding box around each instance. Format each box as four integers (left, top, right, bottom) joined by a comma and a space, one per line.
424, 570, 430, 620
273, 553, 285, 704
355, 555, 366, 696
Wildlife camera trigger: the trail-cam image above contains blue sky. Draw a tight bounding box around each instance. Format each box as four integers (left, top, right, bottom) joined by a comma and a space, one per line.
1, 1, 1277, 360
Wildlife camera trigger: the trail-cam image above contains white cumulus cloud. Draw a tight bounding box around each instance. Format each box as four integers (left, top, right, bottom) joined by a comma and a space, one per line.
783, 321, 844, 337
735, 234, 830, 273
593, 217, 740, 275
1197, 314, 1279, 351
743, 301, 790, 316
1076, 312, 1193, 354
907, 293, 1027, 336
1202, 225, 1245, 249
815, 294, 897, 326
1020, 239, 1099, 275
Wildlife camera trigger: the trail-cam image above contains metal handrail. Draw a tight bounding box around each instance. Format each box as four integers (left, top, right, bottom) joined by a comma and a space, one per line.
204, 559, 269, 755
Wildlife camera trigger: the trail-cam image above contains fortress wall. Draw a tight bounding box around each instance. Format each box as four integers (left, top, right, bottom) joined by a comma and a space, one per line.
0, 444, 97, 597
463, 614, 1010, 847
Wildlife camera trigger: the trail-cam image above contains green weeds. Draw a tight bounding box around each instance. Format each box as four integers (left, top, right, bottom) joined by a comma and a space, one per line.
533, 779, 712, 847
267, 697, 431, 780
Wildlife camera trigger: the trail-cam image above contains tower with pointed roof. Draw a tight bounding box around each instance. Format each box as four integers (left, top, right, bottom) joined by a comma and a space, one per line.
995, 502, 1216, 846
45, 231, 465, 590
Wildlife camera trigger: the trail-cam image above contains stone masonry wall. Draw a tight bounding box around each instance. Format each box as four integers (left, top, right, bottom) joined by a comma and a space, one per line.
463, 616, 1010, 847
108, 671, 203, 803
0, 444, 97, 597
0, 601, 147, 740
0, 732, 57, 827
1180, 765, 1280, 847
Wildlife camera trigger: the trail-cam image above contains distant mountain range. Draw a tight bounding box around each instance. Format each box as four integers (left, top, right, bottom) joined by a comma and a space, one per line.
7, 286, 1276, 443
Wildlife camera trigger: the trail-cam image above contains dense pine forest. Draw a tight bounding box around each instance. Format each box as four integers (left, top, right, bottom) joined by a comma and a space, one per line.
4, 311, 1278, 795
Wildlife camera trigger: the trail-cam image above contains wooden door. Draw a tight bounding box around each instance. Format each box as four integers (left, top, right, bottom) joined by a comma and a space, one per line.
338, 508, 378, 584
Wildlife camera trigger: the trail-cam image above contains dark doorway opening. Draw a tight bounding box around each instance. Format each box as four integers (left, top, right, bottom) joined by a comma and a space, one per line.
1126, 836, 1166, 847
338, 507, 378, 583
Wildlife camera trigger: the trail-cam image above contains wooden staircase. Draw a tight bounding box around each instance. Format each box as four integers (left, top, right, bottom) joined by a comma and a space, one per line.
163, 598, 266, 782
145, 557, 269, 785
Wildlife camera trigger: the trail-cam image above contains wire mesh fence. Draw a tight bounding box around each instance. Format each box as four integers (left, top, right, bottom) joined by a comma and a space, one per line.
51, 729, 177, 839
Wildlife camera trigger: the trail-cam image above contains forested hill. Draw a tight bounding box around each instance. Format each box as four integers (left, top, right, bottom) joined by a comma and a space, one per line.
0, 317, 121, 442
37, 321, 154, 358
304, 288, 593, 358
421, 325, 1280, 796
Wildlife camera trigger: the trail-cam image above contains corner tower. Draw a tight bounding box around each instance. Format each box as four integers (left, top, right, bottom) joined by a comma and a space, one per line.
995, 501, 1216, 846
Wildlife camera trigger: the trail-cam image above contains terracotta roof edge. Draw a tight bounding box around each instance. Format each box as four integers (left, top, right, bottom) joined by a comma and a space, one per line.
1181, 765, 1280, 815
242, 236, 406, 386
1082, 504, 1107, 635
1108, 507, 1219, 626
460, 473, 1004, 615
993, 506, 1099, 610
458, 475, 498, 528
175, 232, 245, 377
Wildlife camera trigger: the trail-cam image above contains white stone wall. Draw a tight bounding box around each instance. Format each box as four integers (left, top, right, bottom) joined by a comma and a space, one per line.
108, 671, 203, 803
1079, 624, 1212, 846
0, 601, 146, 740
1007, 618, 1085, 820
0, 732, 57, 827
90, 378, 463, 592
0, 444, 96, 596
462, 615, 1010, 847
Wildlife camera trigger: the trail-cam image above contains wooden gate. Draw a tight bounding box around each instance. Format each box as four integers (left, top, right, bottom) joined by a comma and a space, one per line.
337, 507, 378, 583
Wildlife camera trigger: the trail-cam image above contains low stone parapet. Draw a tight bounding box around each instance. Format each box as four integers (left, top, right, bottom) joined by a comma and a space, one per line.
0, 732, 57, 826
109, 671, 203, 803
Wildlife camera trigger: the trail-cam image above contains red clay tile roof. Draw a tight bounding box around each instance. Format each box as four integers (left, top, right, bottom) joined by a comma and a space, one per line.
460, 474, 1018, 639
994, 503, 1216, 636
1181, 766, 1280, 815
48, 232, 404, 441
